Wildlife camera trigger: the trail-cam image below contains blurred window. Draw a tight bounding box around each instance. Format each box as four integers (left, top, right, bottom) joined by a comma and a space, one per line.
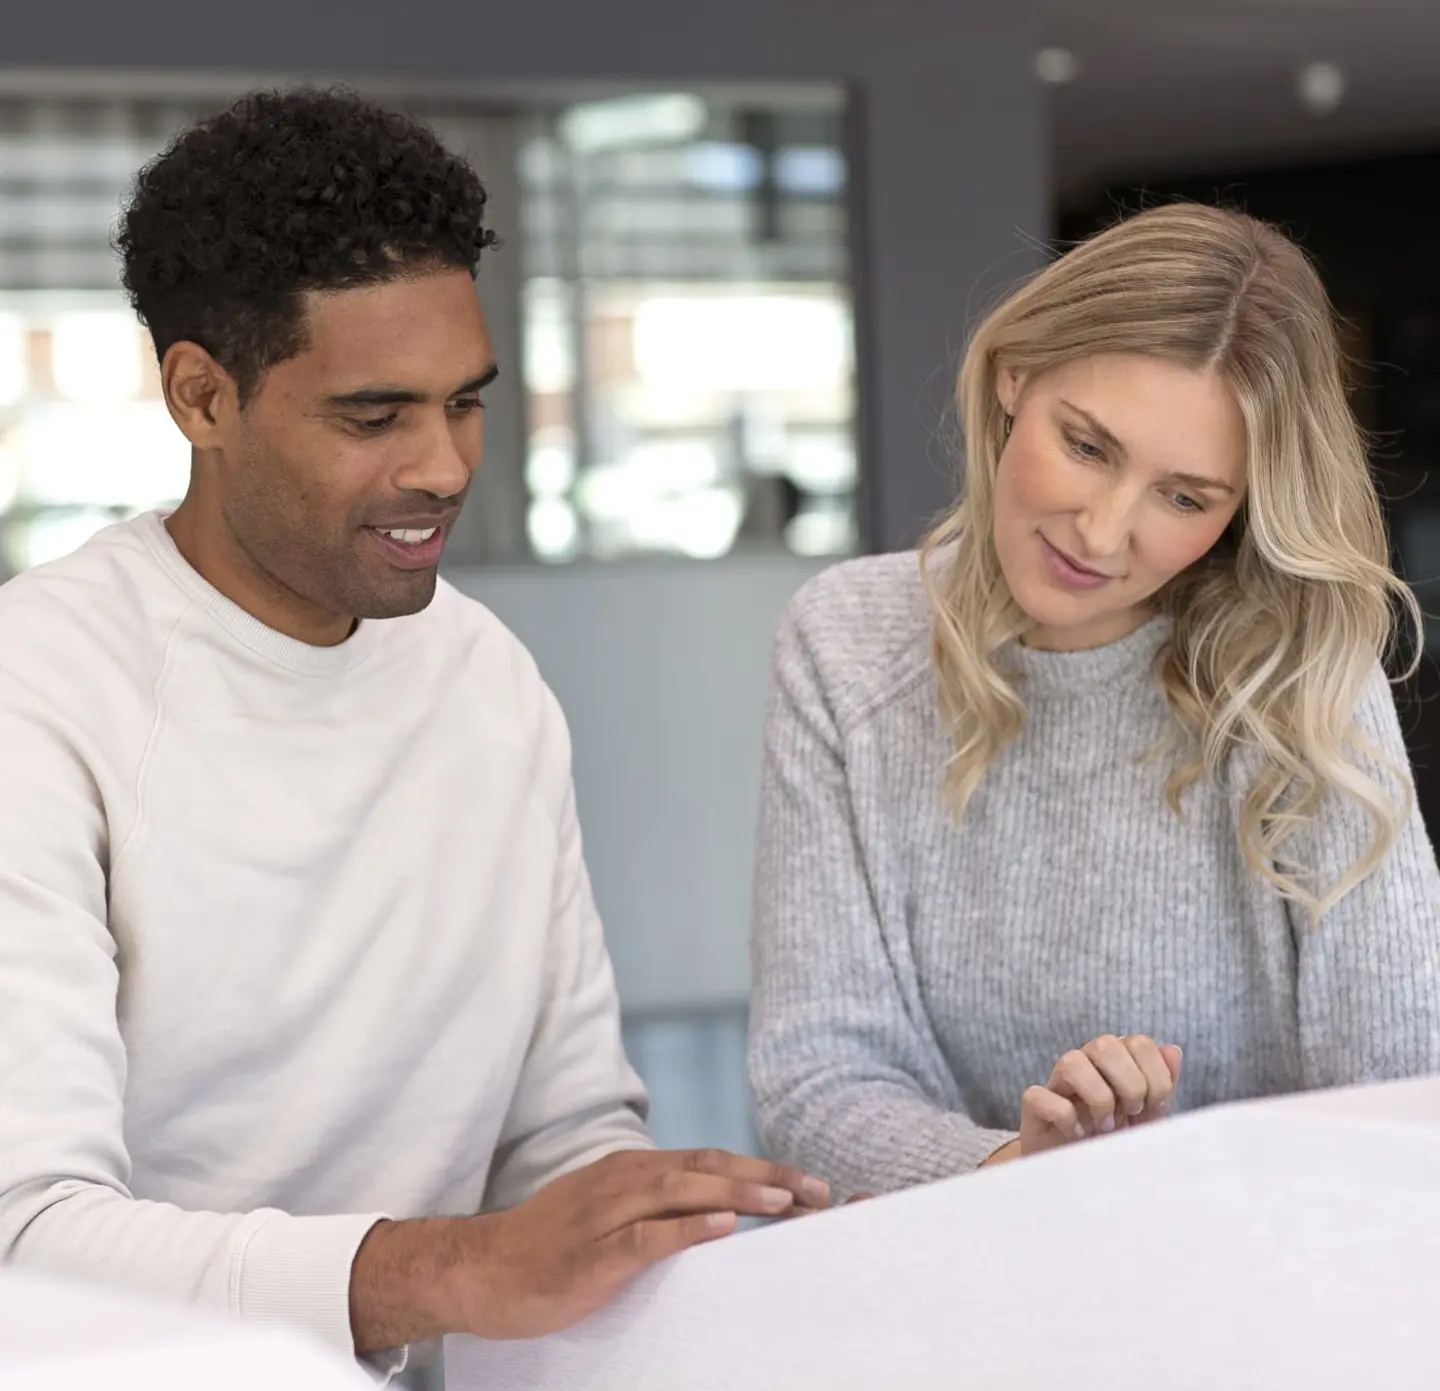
0, 84, 858, 577
0, 99, 197, 575
517, 89, 858, 563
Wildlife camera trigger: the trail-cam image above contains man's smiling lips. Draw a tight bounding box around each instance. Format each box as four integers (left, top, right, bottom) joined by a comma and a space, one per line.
362, 511, 459, 569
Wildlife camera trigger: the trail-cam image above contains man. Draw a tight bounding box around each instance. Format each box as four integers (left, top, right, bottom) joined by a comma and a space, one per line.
0, 89, 826, 1377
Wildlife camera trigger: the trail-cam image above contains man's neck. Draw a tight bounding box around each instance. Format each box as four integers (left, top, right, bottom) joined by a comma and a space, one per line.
164, 494, 354, 648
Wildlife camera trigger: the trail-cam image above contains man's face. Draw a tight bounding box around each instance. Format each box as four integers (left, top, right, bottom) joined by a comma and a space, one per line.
213, 268, 496, 623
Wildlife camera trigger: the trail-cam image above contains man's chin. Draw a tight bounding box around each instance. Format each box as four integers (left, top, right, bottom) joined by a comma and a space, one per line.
347, 568, 440, 621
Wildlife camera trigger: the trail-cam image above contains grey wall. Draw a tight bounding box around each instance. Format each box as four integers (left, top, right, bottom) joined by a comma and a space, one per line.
3, 0, 1050, 549
453, 557, 827, 1011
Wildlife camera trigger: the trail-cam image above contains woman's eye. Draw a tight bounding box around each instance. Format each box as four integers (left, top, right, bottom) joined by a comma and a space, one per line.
1171, 492, 1205, 514
1066, 433, 1104, 462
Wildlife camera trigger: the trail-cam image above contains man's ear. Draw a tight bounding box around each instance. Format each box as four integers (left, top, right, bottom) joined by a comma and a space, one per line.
160, 341, 239, 449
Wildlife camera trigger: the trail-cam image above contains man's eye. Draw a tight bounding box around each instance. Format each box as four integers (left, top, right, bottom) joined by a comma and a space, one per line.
448, 395, 485, 414
351, 413, 398, 433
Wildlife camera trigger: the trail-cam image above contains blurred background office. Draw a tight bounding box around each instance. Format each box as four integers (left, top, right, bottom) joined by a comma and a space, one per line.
2, 0, 1439, 1154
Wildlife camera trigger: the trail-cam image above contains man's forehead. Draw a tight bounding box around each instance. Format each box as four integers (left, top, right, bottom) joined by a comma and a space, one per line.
290, 271, 491, 385
301, 271, 485, 336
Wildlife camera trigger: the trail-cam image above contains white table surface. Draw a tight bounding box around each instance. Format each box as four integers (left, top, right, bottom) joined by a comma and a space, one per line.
449, 1076, 1440, 1391
0, 1268, 371, 1390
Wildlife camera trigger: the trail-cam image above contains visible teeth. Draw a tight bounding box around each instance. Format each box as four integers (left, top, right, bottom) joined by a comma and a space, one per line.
381, 527, 437, 544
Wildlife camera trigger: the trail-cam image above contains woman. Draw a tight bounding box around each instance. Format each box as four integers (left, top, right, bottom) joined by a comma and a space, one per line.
748, 203, 1440, 1197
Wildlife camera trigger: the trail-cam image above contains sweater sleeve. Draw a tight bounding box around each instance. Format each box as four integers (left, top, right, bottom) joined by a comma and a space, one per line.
0, 698, 392, 1369
1289, 667, 1440, 1087
748, 600, 1015, 1198
482, 690, 652, 1213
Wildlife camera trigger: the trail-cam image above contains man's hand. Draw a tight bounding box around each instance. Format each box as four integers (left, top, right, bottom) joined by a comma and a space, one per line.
1018, 1034, 1182, 1158
351, 1148, 830, 1351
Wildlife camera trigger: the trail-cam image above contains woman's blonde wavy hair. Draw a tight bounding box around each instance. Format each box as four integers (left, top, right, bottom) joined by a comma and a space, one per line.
921, 202, 1419, 924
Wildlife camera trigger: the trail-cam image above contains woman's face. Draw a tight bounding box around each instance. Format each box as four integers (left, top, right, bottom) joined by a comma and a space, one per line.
993, 353, 1248, 652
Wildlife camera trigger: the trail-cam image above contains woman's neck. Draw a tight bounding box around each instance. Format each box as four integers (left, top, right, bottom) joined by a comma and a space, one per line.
1019, 603, 1157, 653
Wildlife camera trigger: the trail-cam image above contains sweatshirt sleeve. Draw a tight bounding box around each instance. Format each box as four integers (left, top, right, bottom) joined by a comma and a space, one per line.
482, 689, 652, 1213
0, 697, 391, 1367
748, 598, 1015, 1198
1289, 667, 1440, 1087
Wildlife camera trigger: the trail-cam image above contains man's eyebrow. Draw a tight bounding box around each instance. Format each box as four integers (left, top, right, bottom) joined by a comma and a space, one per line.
455, 363, 501, 395
325, 362, 500, 409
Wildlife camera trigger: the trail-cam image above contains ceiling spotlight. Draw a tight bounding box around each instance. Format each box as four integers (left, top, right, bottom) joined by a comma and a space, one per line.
1035, 47, 1081, 85
1297, 61, 1345, 116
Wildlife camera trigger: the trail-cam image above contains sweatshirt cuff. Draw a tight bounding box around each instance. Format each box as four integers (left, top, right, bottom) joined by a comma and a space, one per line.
235, 1210, 395, 1368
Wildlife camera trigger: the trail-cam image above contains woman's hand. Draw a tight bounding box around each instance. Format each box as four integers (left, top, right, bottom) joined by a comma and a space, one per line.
1019, 1034, 1182, 1157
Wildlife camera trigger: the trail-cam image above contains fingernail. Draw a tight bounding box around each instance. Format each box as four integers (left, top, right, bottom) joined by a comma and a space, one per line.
1127, 1099, 1144, 1117
802, 1176, 831, 1204
1100, 1115, 1116, 1134
707, 1211, 737, 1232
1073, 1124, 1087, 1140
759, 1186, 794, 1210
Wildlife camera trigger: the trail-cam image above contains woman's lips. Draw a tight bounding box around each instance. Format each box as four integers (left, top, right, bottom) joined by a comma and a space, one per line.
1040, 535, 1115, 590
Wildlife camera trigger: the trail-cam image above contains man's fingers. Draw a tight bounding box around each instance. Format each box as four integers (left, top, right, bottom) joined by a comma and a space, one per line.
593, 1211, 736, 1287
1022, 1084, 1086, 1142
589, 1166, 803, 1235
1049, 1050, 1117, 1133
681, 1149, 831, 1209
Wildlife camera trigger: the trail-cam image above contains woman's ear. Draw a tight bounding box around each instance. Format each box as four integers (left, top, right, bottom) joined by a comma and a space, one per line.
996, 364, 1025, 417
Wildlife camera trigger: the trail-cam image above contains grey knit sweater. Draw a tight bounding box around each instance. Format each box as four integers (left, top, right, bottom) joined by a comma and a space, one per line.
748, 552, 1440, 1196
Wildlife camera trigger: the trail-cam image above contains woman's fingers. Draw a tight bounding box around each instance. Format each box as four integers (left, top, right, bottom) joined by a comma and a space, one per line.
1025, 1037, 1186, 1155
1084, 1034, 1151, 1121
1133, 1042, 1185, 1123
1118, 1035, 1177, 1122
1048, 1049, 1119, 1134
1022, 1084, 1086, 1143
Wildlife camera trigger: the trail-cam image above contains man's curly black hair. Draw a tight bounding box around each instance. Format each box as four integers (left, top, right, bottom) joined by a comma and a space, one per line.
117, 87, 498, 404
